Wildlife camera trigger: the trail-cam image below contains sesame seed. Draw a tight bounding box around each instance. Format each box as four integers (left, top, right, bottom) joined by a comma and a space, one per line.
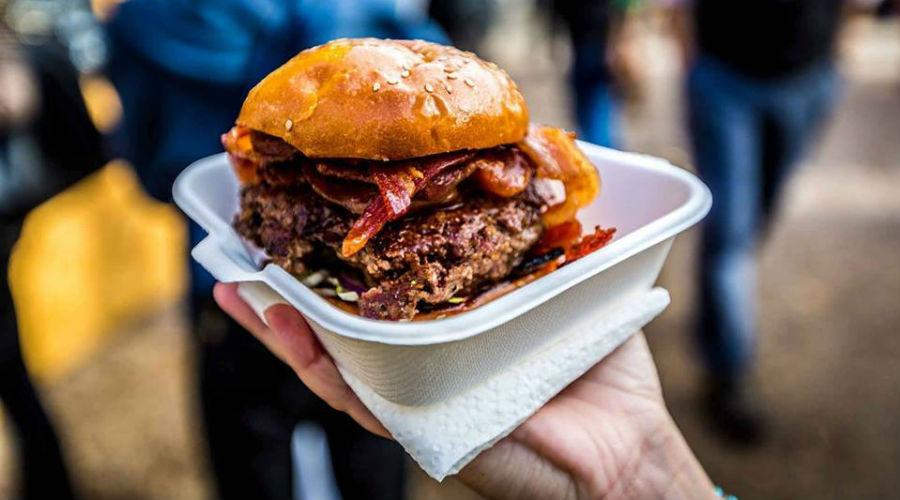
424, 83, 434, 93
402, 63, 411, 71
401, 69, 410, 78
444, 83, 453, 94
464, 78, 475, 87
387, 77, 399, 85
372, 82, 381, 92
443, 66, 456, 73
446, 72, 458, 80
284, 119, 293, 131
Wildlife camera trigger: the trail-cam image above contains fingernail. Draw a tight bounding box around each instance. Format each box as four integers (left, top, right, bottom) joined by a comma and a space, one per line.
237, 282, 288, 326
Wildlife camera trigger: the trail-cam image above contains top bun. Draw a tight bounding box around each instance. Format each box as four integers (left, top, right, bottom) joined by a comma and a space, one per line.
236, 38, 529, 161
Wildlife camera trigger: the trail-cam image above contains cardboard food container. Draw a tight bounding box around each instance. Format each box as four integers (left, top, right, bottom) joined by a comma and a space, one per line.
173, 143, 711, 406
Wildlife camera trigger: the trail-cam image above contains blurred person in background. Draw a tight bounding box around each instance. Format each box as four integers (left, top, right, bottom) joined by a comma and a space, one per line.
876, 0, 898, 16
546, 0, 641, 148
672, 0, 845, 444
104, 1, 444, 498
428, 0, 498, 51
0, 8, 106, 497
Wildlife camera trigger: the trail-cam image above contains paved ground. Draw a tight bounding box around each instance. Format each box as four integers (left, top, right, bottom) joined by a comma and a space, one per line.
1, 11, 898, 500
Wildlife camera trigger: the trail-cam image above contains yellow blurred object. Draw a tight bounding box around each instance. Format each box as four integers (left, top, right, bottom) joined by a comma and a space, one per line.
79, 75, 123, 133
8, 161, 186, 383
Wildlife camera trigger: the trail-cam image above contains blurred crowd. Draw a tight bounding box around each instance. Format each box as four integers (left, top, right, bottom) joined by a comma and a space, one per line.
1, 0, 898, 499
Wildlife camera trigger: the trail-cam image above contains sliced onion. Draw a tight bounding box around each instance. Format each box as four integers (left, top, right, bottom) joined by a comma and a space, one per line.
301, 271, 328, 287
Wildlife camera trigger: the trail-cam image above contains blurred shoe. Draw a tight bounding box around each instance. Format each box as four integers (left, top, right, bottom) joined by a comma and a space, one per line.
703, 377, 768, 447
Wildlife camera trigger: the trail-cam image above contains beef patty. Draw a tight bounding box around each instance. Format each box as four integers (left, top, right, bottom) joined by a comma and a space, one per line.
235, 182, 544, 320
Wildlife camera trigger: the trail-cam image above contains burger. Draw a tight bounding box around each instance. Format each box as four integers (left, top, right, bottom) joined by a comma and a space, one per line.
222, 38, 614, 321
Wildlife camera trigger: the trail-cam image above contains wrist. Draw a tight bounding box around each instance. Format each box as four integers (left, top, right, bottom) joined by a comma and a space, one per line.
619, 413, 717, 500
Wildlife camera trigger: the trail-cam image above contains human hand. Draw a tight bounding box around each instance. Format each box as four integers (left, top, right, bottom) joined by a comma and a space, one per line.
214, 282, 716, 499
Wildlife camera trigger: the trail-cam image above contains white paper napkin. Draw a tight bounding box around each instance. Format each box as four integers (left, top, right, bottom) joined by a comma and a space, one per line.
238, 283, 670, 481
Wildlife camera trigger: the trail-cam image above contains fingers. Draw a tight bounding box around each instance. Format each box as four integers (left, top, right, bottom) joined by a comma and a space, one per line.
563, 330, 665, 412
213, 283, 391, 439
264, 306, 391, 438
459, 437, 575, 500
213, 282, 269, 337
213, 283, 293, 364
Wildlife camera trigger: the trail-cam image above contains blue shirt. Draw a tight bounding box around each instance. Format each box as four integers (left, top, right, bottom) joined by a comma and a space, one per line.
104, 0, 447, 294
106, 0, 446, 200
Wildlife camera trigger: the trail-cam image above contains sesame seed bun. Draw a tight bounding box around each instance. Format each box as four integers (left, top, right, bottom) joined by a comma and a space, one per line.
236, 38, 529, 161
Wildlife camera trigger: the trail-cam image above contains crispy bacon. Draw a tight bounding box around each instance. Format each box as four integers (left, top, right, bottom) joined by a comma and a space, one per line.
306, 163, 463, 215
521, 223, 615, 279
341, 198, 393, 257
258, 164, 306, 187
222, 127, 300, 183
371, 164, 420, 216
519, 125, 600, 227
341, 151, 476, 256
316, 156, 476, 207
471, 148, 533, 197
419, 161, 477, 201
304, 165, 377, 214
316, 161, 371, 183
221, 127, 260, 184
250, 131, 298, 160
565, 226, 616, 262
223, 124, 606, 258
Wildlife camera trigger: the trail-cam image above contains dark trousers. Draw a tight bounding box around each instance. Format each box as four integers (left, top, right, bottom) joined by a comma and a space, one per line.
688, 56, 839, 381
193, 296, 406, 500
0, 249, 75, 500
553, 0, 618, 147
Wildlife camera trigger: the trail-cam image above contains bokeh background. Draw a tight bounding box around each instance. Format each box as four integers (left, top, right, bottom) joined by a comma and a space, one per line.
1, 0, 899, 498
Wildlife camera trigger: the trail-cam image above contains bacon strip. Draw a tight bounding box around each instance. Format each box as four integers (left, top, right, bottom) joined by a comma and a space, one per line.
316, 162, 370, 183
222, 124, 604, 258
419, 161, 477, 201
470, 148, 533, 198
306, 164, 463, 215
222, 127, 301, 184
519, 125, 601, 227
221, 127, 259, 184
251, 131, 298, 160
372, 165, 419, 216
341, 151, 475, 256
566, 226, 616, 262
305, 165, 377, 214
